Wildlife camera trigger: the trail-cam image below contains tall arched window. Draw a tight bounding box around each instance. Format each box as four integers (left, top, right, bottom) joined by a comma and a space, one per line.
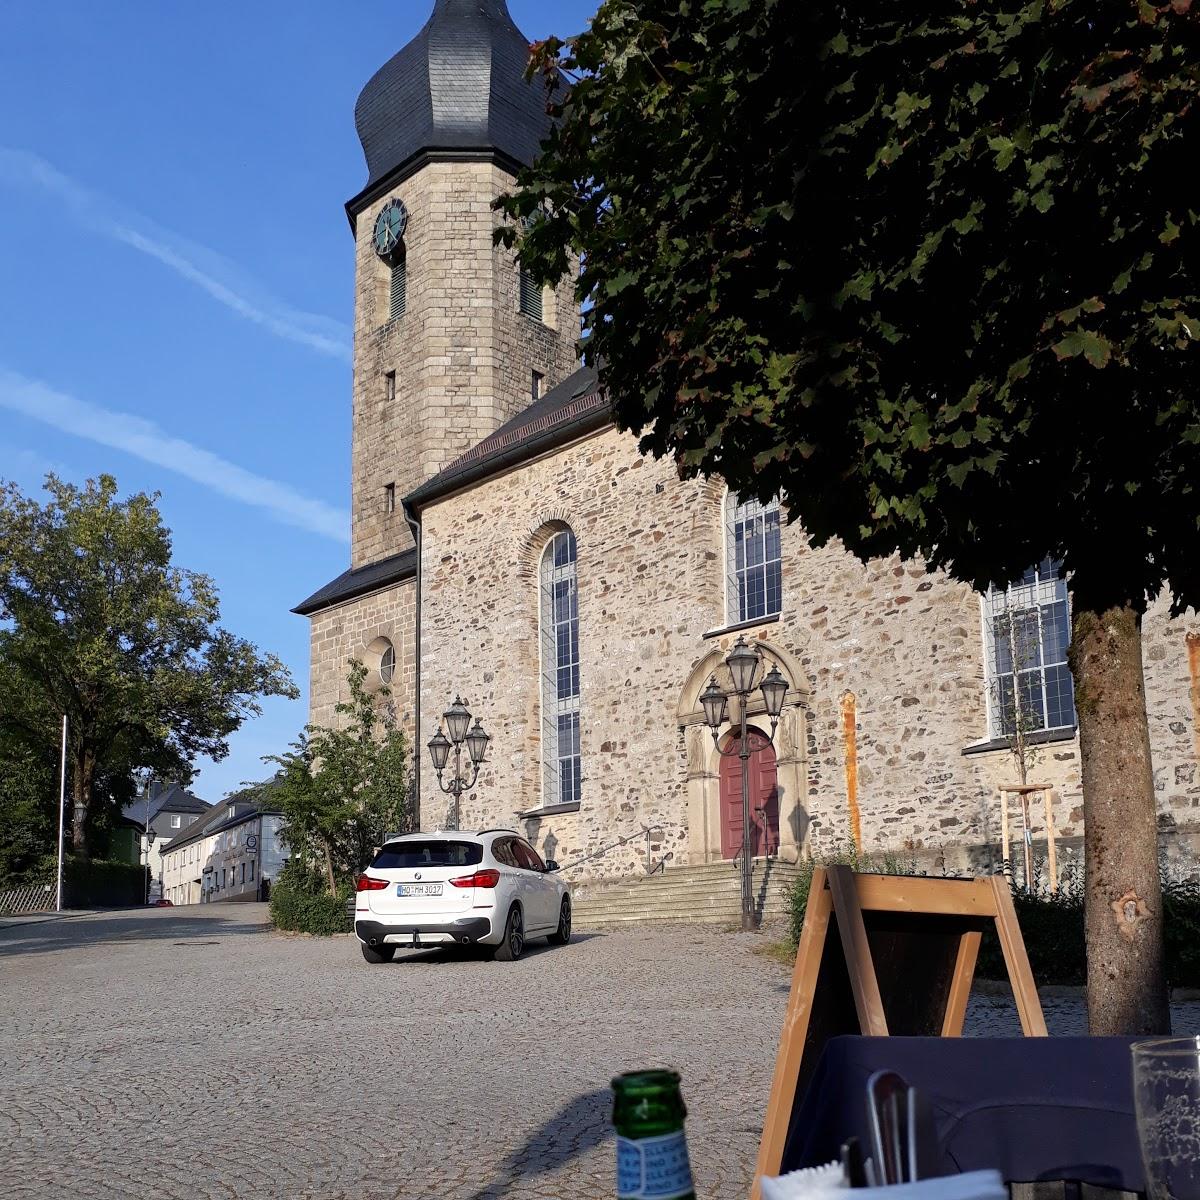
726, 493, 783, 624
540, 528, 581, 806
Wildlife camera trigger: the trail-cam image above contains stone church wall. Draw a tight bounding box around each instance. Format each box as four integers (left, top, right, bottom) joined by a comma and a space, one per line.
417, 426, 1200, 881
307, 578, 417, 742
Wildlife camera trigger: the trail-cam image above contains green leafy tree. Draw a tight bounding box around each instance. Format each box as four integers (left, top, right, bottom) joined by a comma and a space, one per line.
264, 661, 412, 896
0, 474, 297, 858
501, 0, 1199, 1033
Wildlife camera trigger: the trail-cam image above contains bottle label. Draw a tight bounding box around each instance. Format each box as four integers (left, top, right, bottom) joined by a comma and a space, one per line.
617, 1131, 694, 1200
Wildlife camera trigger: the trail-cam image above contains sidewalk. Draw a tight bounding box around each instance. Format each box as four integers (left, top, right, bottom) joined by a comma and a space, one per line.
0, 909, 98, 930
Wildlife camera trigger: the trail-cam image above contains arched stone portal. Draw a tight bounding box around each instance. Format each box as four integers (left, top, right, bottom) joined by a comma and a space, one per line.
679, 638, 810, 865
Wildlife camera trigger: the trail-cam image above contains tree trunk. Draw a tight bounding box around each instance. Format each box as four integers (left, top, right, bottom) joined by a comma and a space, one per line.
1070, 603, 1170, 1035
70, 748, 94, 858
321, 838, 337, 897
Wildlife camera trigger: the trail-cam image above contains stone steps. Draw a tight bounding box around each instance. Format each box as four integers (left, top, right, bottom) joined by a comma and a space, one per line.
570, 859, 800, 929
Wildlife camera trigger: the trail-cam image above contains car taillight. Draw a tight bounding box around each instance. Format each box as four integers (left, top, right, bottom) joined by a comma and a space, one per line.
356, 875, 389, 892
450, 869, 500, 889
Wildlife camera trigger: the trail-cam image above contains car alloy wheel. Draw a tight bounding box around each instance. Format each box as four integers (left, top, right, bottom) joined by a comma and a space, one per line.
494, 905, 524, 961
549, 897, 571, 945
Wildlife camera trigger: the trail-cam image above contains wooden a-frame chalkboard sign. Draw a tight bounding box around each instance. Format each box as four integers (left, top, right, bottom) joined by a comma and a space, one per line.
751, 866, 1048, 1199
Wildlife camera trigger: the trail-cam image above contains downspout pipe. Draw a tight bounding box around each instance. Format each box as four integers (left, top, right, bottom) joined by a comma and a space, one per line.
403, 499, 423, 826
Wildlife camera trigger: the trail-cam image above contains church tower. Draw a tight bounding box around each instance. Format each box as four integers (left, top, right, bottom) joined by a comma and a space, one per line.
346, 0, 579, 567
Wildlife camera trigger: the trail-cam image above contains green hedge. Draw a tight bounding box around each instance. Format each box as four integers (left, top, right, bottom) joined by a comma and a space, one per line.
64, 857, 147, 907
787, 857, 1200, 989
269, 861, 352, 935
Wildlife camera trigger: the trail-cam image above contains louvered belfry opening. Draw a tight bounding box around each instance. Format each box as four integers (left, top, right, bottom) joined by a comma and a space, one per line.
389, 253, 407, 320
519, 267, 543, 322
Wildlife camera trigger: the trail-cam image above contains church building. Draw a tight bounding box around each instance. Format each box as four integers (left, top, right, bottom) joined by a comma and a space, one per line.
295, 0, 1200, 881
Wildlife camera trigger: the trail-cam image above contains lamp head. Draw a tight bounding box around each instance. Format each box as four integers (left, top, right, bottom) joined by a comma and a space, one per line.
725, 635, 761, 696
465, 718, 490, 765
427, 728, 452, 772
443, 697, 472, 744
700, 675, 728, 732
760, 664, 788, 719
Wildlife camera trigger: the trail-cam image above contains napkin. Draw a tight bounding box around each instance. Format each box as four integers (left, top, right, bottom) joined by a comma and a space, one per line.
760, 1168, 1007, 1200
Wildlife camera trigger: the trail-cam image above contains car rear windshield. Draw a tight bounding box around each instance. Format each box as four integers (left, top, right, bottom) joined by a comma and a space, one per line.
371, 841, 483, 869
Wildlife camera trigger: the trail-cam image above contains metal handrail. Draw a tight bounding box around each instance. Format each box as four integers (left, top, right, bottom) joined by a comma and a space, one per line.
555, 822, 680, 877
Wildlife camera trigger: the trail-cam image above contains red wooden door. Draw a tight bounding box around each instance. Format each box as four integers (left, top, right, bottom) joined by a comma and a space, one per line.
719, 729, 780, 860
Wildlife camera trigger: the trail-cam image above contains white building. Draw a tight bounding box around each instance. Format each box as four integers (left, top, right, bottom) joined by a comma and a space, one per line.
159, 797, 287, 906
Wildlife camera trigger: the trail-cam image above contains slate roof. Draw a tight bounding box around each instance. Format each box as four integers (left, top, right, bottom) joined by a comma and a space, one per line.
120, 783, 209, 824
291, 548, 418, 616
406, 365, 607, 509
348, 0, 565, 222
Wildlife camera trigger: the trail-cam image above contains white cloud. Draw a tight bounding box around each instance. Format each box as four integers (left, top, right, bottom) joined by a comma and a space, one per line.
0, 368, 350, 544
0, 147, 352, 362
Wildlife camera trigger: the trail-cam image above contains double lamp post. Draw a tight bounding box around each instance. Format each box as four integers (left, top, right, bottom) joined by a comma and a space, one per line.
426, 697, 491, 830
700, 636, 789, 931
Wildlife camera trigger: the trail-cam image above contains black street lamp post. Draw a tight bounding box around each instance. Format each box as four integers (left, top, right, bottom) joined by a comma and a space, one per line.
427, 697, 491, 830
700, 636, 788, 931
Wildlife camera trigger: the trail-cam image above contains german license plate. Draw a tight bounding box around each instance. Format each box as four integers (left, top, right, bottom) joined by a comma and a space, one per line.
397, 882, 442, 897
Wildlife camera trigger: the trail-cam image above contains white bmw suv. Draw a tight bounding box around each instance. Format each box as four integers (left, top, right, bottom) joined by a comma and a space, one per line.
354, 829, 571, 963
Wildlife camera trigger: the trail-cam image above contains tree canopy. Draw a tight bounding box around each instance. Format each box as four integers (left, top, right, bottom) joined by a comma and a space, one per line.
501, 0, 1199, 1034
263, 661, 412, 895
0, 474, 297, 857
501, 0, 1198, 614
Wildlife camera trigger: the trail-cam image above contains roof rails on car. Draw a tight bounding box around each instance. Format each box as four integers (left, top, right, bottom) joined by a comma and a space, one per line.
476, 827, 518, 837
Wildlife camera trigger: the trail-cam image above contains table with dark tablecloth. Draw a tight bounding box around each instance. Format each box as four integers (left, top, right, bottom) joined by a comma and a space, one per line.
782, 1037, 1143, 1192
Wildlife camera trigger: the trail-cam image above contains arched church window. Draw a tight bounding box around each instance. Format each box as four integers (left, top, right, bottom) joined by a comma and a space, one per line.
540, 529, 581, 806
726, 493, 783, 624
379, 641, 396, 686
983, 558, 1076, 738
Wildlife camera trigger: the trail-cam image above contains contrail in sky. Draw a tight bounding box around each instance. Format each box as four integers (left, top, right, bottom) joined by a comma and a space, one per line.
0, 146, 352, 362
0, 368, 350, 544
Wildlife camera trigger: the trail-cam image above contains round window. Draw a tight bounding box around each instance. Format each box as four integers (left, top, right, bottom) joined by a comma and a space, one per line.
379, 642, 396, 685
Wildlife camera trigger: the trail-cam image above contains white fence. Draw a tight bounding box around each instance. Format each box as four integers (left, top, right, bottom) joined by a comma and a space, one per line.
0, 881, 55, 917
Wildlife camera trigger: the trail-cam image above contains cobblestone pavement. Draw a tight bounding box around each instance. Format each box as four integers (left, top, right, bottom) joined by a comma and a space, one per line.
2, 908, 1198, 1200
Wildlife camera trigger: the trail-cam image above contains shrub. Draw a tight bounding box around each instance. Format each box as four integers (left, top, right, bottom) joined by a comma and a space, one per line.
269, 860, 352, 936
63, 857, 146, 907
785, 843, 921, 949
785, 852, 1200, 989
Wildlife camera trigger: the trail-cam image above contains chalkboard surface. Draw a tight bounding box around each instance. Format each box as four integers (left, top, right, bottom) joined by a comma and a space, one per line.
751, 866, 1047, 1200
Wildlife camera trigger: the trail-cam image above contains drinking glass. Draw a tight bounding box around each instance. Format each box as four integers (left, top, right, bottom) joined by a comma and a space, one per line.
1134, 1036, 1200, 1200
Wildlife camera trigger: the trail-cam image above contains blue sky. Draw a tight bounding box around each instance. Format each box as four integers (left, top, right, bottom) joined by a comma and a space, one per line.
0, 1, 597, 802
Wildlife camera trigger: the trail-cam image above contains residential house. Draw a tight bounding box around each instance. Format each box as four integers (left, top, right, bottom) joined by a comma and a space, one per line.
158, 794, 287, 906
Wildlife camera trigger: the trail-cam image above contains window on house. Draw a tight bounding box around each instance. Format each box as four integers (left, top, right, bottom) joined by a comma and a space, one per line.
170, 814, 182, 829
531, 370, 544, 403
385, 370, 396, 401
984, 558, 1076, 737
540, 528, 582, 807
221, 869, 226, 889
249, 861, 254, 882
385, 483, 396, 515
519, 267, 543, 322
240, 863, 246, 884
726, 494, 783, 624
227, 806, 235, 821
389, 255, 407, 320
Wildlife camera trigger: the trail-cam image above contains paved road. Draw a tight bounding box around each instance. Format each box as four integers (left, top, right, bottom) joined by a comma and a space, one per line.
2, 907, 1198, 1200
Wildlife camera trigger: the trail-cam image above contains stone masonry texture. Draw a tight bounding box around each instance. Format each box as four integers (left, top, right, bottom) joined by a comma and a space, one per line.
307, 129, 1199, 885
350, 161, 577, 570
413, 425, 1200, 880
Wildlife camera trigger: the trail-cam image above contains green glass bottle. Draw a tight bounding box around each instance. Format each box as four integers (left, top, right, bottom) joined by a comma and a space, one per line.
612, 1069, 697, 1200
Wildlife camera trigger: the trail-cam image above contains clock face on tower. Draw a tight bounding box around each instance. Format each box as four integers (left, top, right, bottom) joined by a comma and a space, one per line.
373, 199, 408, 260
